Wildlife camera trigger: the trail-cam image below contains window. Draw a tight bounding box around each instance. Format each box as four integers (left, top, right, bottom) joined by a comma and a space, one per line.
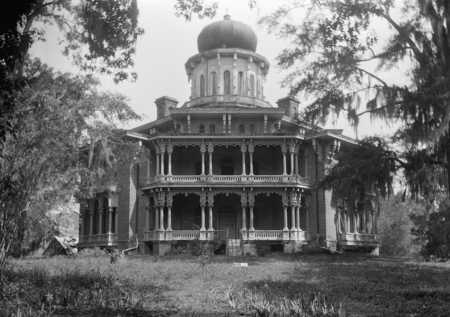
221, 158, 234, 175
250, 75, 255, 97
175, 122, 181, 132
239, 125, 245, 134
200, 75, 205, 97
238, 72, 244, 95
210, 125, 216, 134
102, 198, 108, 234
250, 124, 256, 134
211, 72, 217, 95
199, 124, 205, 133
224, 71, 231, 94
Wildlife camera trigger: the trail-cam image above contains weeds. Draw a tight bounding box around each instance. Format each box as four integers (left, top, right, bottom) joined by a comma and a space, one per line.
227, 286, 345, 316
252, 241, 271, 257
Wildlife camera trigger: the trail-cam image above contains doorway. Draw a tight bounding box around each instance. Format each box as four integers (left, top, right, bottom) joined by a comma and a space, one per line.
218, 205, 236, 240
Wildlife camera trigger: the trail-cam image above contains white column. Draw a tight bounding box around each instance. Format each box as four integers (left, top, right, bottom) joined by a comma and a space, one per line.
296, 205, 300, 231
89, 212, 94, 235
291, 205, 296, 231
241, 142, 246, 175
249, 153, 254, 175
223, 114, 226, 133
306, 205, 310, 233
167, 144, 173, 176
201, 205, 206, 230
242, 206, 247, 230
249, 206, 255, 230
208, 207, 213, 230
201, 150, 205, 174
159, 207, 165, 231
282, 143, 287, 176
208, 142, 214, 175
295, 152, 299, 176
98, 211, 103, 234
167, 206, 172, 231
228, 114, 232, 133
115, 208, 118, 233
160, 153, 164, 176
283, 206, 288, 230
108, 207, 113, 233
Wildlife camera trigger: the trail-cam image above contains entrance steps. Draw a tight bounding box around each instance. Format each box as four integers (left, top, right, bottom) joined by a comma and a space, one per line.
227, 239, 242, 256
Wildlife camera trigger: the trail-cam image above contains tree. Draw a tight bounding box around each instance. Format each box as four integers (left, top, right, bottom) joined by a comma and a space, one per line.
0, 0, 145, 272
258, 0, 450, 254
0, 59, 143, 270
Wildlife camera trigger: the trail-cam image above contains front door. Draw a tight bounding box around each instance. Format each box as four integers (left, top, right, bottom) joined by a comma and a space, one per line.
218, 206, 236, 240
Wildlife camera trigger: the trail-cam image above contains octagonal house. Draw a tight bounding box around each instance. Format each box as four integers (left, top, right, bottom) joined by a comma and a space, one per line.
78, 15, 380, 255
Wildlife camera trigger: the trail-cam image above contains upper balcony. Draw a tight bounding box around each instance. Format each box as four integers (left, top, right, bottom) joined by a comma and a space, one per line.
182, 95, 273, 108
145, 174, 311, 187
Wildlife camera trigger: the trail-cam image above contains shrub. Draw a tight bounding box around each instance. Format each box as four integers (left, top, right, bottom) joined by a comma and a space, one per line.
251, 241, 271, 257
77, 247, 108, 257
185, 238, 209, 256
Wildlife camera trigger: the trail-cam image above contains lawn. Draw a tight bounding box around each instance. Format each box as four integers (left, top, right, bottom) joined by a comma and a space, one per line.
1, 251, 450, 316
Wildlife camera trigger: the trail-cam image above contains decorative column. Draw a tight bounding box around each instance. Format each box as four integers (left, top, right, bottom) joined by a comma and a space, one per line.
207, 193, 214, 240
154, 194, 159, 231
248, 142, 254, 177
159, 142, 166, 179
167, 141, 173, 180
290, 192, 297, 241
108, 206, 113, 233
166, 194, 173, 240
241, 193, 247, 231
115, 207, 118, 235
98, 206, 103, 236
282, 192, 290, 240
187, 114, 191, 133
200, 192, 207, 240
223, 114, 227, 133
264, 114, 268, 133
305, 196, 310, 239
155, 146, 160, 180
89, 209, 94, 237
294, 143, 300, 179
248, 192, 255, 240
296, 195, 301, 237
289, 142, 295, 177
200, 141, 206, 179
281, 142, 288, 177
208, 142, 214, 180
228, 114, 232, 133
241, 142, 247, 177
157, 191, 165, 241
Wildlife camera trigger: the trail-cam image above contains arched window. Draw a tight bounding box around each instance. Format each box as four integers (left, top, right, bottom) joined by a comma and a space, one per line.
210, 125, 216, 134
250, 124, 256, 134
175, 122, 181, 132
224, 71, 231, 94
250, 75, 255, 97
102, 197, 109, 234
239, 125, 245, 134
211, 72, 217, 95
199, 124, 205, 133
200, 75, 205, 97
238, 72, 244, 95
221, 158, 234, 175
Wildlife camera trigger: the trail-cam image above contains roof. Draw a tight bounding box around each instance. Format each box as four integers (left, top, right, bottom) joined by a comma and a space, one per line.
197, 15, 257, 52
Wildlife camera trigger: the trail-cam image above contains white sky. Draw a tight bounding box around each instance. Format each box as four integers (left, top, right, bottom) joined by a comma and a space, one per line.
30, 0, 408, 139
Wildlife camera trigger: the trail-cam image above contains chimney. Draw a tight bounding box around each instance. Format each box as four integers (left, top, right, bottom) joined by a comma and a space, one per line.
155, 96, 178, 119
276, 97, 300, 117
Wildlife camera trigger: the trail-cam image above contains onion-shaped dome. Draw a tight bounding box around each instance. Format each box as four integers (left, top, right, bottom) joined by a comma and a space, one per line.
197, 15, 257, 53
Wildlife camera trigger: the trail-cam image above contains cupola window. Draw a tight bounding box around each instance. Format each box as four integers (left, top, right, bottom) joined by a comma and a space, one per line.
238, 72, 244, 95
239, 125, 245, 134
211, 72, 217, 95
210, 125, 216, 133
224, 71, 231, 94
200, 75, 205, 97
250, 124, 256, 134
199, 124, 205, 133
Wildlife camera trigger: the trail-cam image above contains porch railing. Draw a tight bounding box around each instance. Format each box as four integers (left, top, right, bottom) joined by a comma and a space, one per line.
79, 233, 118, 244
147, 175, 310, 185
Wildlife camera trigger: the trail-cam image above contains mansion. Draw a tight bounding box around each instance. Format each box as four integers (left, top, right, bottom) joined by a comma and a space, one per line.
78, 15, 380, 255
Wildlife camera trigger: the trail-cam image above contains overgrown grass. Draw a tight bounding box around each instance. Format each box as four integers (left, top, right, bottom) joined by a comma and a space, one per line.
1, 253, 450, 316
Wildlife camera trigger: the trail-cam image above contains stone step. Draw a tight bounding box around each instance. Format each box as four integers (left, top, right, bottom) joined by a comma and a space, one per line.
227, 239, 242, 256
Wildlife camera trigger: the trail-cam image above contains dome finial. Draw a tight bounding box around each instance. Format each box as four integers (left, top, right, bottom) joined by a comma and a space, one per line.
224, 9, 230, 20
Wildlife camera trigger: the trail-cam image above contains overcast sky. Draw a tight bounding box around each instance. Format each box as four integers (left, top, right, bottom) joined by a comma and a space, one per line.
30, 0, 407, 139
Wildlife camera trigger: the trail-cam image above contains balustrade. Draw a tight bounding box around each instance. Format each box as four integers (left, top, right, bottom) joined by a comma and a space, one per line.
146, 174, 310, 185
